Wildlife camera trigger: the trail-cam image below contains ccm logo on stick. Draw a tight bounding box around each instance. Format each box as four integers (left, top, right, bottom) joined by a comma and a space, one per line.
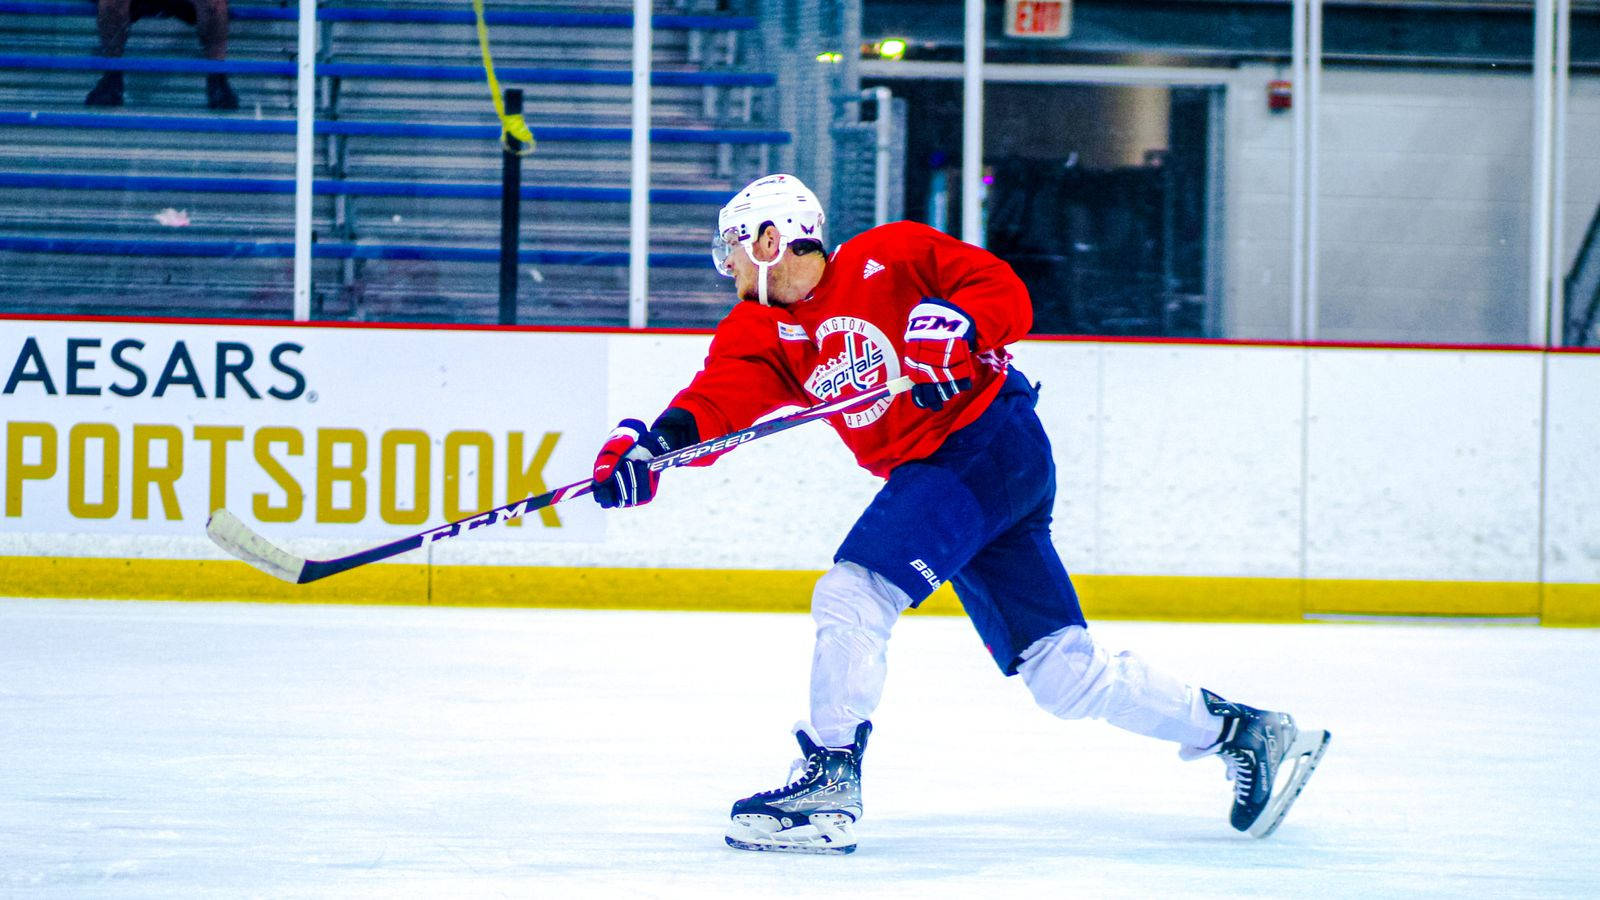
421, 493, 550, 542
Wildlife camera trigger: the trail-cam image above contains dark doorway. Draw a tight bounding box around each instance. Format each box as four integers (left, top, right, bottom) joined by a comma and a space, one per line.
867, 79, 1215, 337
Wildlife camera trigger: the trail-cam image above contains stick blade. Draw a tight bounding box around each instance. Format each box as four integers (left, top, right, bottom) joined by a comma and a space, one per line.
206, 508, 307, 584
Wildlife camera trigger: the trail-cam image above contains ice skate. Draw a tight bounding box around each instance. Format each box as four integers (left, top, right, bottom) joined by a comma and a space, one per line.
1187, 689, 1331, 838
725, 721, 870, 855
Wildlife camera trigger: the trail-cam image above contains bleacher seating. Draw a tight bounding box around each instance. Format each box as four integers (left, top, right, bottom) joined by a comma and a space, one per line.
0, 0, 787, 326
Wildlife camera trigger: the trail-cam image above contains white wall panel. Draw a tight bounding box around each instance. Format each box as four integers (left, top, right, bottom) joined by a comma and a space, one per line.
1543, 353, 1600, 583
1317, 196, 1527, 247
1304, 349, 1543, 581
1016, 341, 1100, 572
432, 331, 881, 571
1314, 288, 1524, 345
1094, 343, 1303, 577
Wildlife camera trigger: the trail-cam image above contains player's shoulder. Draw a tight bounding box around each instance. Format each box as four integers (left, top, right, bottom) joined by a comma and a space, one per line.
830, 221, 957, 272
834, 221, 945, 257
716, 298, 784, 328
709, 300, 794, 351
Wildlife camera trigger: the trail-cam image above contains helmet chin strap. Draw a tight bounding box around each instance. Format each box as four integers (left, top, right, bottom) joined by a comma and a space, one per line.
752, 241, 788, 307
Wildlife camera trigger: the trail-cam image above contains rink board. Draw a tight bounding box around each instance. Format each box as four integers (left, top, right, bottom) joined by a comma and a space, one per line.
2, 316, 1598, 624
3, 556, 1597, 625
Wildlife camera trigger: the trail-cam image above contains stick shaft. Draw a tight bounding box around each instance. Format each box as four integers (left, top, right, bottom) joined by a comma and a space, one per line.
300, 478, 593, 582
217, 376, 912, 584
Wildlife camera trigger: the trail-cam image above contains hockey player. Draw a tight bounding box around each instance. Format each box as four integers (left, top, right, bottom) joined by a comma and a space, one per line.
590, 174, 1330, 854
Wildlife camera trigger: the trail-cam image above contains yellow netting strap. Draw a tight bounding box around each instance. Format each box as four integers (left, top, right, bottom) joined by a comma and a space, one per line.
472, 0, 536, 155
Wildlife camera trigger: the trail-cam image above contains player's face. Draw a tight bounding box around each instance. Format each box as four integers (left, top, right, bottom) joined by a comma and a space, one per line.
730, 227, 784, 303
731, 251, 761, 304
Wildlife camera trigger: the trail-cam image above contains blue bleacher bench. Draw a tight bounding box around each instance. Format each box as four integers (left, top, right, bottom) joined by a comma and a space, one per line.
0, 235, 708, 268
0, 1, 757, 31
0, 110, 791, 145
0, 53, 778, 87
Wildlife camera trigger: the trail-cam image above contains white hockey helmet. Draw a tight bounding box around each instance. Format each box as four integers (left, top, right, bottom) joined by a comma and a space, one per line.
711, 174, 826, 288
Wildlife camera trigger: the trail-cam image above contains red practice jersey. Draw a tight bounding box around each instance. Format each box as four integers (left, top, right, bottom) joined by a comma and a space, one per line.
669, 220, 1033, 477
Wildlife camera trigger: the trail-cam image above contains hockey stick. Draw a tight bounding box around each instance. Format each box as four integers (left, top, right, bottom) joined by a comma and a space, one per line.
207, 375, 913, 585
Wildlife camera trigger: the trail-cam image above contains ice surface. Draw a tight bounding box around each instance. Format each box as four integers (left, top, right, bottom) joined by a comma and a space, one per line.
2, 598, 1597, 897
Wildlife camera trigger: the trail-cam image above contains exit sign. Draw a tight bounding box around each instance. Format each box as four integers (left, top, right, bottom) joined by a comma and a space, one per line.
1005, 0, 1072, 38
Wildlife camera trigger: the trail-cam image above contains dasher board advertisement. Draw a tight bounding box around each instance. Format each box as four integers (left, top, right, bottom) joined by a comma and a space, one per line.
1, 319, 606, 542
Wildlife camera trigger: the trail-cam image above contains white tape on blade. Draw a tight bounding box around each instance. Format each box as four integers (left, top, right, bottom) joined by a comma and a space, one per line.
206, 509, 307, 583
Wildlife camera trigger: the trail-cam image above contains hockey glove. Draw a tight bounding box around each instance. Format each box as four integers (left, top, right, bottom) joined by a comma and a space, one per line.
902, 298, 977, 411
592, 419, 664, 508
591, 409, 699, 509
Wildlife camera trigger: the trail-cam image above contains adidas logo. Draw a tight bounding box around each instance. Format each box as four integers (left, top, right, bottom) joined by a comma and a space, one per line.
862, 259, 885, 279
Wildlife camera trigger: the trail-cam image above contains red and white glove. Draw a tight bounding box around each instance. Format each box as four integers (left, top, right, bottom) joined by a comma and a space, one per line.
591, 419, 662, 509
902, 299, 976, 411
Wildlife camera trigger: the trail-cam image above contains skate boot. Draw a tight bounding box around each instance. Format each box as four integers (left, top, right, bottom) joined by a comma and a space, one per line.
725, 720, 870, 855
1185, 689, 1331, 838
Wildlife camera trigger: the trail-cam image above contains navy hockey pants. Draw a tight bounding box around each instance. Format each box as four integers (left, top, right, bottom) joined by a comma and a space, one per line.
835, 367, 1086, 675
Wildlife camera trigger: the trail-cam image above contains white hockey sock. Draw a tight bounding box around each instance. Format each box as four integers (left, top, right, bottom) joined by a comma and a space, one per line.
1017, 625, 1224, 749
809, 562, 912, 748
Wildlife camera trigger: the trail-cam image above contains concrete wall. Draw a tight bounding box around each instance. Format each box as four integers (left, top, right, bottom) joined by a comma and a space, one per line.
1222, 64, 1600, 344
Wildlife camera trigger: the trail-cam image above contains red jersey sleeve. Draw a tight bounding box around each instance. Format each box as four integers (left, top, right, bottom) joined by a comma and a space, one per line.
902, 222, 1032, 348
667, 303, 810, 459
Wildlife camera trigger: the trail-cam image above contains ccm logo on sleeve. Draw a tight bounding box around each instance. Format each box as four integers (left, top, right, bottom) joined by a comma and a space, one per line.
904, 301, 972, 341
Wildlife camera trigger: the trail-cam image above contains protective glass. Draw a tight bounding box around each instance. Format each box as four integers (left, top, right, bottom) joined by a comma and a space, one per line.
711, 226, 742, 277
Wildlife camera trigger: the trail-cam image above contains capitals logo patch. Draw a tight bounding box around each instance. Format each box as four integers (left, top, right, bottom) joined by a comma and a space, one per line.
804, 316, 902, 428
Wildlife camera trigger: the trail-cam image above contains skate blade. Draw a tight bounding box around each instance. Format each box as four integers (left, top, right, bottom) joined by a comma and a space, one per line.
725, 812, 857, 855
1248, 728, 1331, 839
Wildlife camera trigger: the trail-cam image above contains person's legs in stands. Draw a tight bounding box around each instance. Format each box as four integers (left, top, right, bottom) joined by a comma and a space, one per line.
194, 0, 238, 109
86, 0, 132, 106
